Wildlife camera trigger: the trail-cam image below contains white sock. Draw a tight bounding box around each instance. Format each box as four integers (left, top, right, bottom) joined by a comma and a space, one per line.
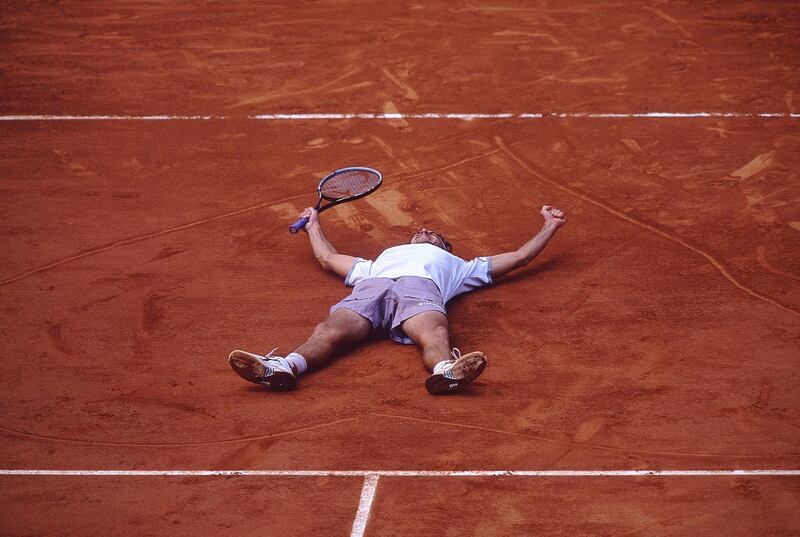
285, 352, 308, 376
433, 360, 453, 375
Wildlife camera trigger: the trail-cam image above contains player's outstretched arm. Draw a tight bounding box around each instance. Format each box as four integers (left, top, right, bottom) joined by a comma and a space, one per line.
300, 207, 357, 278
488, 205, 566, 279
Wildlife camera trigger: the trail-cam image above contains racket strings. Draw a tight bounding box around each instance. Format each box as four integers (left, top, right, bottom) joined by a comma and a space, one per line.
321, 170, 380, 199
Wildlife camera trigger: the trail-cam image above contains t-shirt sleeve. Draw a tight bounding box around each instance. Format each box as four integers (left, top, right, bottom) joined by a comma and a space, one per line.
453, 256, 493, 295
344, 257, 373, 286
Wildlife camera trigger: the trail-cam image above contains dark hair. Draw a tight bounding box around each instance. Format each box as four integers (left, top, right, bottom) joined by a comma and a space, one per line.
429, 230, 452, 253
440, 236, 452, 253
412, 229, 452, 253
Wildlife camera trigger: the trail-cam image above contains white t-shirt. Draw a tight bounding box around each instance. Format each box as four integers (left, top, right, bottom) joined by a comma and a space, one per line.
345, 243, 493, 302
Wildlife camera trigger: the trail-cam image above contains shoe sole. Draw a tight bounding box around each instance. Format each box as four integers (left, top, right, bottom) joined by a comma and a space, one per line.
425, 353, 487, 395
228, 350, 297, 391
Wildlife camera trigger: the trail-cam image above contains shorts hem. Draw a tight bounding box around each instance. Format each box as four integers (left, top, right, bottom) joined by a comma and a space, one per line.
389, 305, 447, 345
329, 303, 376, 327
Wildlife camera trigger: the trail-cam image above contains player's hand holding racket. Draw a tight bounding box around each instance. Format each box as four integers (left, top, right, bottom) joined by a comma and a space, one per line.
297, 206, 320, 231
289, 167, 383, 234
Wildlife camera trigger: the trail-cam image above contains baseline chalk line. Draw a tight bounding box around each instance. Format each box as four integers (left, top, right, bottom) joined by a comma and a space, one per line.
2, 469, 799, 477
0, 112, 798, 121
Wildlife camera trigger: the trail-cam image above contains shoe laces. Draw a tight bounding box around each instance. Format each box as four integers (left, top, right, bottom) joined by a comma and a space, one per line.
450, 347, 462, 361
260, 347, 294, 375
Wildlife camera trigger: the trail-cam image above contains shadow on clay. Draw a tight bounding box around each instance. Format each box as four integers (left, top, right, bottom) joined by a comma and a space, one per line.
492, 255, 565, 287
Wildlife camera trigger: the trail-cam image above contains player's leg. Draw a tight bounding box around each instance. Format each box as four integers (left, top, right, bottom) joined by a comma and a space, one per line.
401, 311, 488, 395
229, 308, 371, 390
294, 308, 372, 369
399, 310, 451, 371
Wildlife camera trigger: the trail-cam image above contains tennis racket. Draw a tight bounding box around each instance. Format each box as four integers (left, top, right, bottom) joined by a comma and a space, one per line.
289, 166, 383, 234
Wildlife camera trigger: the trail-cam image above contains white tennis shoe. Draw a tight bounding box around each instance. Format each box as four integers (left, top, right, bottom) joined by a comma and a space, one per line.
228, 349, 297, 391
425, 348, 487, 395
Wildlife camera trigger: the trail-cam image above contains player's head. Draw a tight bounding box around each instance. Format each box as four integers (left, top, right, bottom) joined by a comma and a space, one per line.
410, 228, 452, 252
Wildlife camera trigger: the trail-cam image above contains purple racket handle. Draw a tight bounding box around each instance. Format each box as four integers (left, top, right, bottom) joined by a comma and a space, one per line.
289, 216, 309, 234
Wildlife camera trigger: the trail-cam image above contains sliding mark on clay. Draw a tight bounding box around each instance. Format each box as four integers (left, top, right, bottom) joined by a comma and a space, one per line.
756, 245, 800, 281
371, 413, 800, 459
0, 192, 313, 287
0, 417, 359, 448
493, 136, 799, 318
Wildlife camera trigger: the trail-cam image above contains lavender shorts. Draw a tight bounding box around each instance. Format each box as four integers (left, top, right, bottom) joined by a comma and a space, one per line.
330, 276, 446, 344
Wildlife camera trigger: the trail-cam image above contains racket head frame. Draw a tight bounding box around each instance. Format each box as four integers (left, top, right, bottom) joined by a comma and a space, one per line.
289, 166, 383, 233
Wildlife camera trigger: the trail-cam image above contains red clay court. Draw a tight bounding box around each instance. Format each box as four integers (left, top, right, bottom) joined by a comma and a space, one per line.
1, 1, 799, 535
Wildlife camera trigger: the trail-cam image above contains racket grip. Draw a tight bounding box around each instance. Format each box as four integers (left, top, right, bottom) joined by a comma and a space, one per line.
289, 216, 310, 234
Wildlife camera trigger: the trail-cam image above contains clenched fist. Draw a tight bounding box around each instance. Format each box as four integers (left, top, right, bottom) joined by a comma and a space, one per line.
541, 205, 567, 228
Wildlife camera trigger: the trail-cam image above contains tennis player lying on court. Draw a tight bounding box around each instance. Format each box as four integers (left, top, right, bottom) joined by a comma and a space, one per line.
229, 204, 566, 395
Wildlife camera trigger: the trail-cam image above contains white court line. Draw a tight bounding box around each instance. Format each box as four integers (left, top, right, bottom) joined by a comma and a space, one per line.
6, 470, 798, 537
5, 470, 797, 537
1, 469, 799, 476
0, 112, 798, 121
350, 474, 380, 537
